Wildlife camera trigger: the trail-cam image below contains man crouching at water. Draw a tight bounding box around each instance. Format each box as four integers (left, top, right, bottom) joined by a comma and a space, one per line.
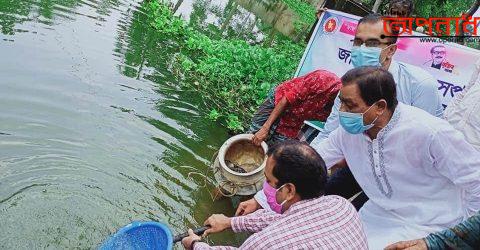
181, 140, 368, 249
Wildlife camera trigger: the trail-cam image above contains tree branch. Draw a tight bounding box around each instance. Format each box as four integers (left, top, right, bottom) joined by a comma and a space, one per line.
372, 0, 382, 13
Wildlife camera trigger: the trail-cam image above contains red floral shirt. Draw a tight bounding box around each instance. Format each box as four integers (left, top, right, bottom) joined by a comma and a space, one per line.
274, 70, 341, 138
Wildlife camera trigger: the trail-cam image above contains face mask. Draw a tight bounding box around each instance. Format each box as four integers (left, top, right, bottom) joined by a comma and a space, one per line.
351, 44, 393, 68
339, 104, 379, 134
263, 181, 287, 214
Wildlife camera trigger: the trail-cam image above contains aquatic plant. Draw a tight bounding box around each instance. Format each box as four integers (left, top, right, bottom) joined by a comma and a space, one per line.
147, 0, 305, 132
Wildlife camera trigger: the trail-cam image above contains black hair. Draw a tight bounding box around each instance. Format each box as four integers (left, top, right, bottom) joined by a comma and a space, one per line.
430, 45, 446, 53
268, 140, 327, 200
341, 66, 398, 111
389, 0, 414, 16
358, 13, 399, 44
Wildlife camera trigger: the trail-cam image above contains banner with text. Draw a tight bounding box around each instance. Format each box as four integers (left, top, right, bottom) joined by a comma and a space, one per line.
296, 10, 480, 108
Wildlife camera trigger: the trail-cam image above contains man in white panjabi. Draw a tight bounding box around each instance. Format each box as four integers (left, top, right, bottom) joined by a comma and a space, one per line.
312, 67, 480, 249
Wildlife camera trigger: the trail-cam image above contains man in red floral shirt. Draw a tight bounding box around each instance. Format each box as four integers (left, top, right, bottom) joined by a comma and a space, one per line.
249, 69, 341, 146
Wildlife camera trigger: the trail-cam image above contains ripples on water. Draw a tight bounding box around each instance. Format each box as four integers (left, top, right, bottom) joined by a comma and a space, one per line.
0, 0, 252, 248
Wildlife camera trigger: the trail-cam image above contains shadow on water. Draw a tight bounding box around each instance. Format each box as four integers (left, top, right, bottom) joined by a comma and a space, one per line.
0, 0, 305, 248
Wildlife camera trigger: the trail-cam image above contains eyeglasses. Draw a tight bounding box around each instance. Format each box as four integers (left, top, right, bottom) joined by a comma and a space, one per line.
351, 38, 393, 47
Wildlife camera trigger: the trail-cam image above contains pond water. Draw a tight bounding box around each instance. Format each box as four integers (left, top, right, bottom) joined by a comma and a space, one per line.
0, 0, 299, 248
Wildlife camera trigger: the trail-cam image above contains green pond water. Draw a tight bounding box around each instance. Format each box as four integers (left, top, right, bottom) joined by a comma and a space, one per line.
0, 0, 289, 248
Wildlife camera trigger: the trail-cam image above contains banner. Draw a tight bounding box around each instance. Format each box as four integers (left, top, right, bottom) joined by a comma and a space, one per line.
296, 10, 480, 108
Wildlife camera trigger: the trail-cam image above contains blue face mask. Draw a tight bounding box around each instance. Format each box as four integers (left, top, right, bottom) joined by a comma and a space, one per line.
351, 45, 382, 68
339, 104, 379, 134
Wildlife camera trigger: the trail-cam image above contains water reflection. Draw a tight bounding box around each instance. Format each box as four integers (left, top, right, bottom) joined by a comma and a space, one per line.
173, 0, 308, 42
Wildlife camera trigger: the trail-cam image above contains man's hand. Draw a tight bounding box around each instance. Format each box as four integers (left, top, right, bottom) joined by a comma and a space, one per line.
252, 127, 269, 146
181, 229, 201, 250
235, 198, 261, 216
330, 158, 348, 173
384, 239, 428, 250
202, 214, 232, 237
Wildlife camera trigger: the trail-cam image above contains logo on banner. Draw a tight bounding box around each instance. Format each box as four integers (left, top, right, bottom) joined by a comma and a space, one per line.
323, 17, 339, 34
381, 15, 480, 43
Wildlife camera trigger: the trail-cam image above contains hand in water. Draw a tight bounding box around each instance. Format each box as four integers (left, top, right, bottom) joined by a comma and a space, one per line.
235, 198, 261, 216
384, 239, 428, 250
202, 214, 231, 237
252, 127, 268, 146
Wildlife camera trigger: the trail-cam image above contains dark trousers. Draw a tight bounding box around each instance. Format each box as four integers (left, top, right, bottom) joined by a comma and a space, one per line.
325, 167, 369, 211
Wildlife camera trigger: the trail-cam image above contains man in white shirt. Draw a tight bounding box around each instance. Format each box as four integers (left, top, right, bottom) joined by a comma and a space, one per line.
309, 13, 444, 210
313, 66, 480, 248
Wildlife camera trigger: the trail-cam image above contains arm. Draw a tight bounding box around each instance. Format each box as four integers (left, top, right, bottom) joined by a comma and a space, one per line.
193, 210, 283, 249
412, 76, 444, 118
202, 209, 282, 235
253, 191, 269, 210
429, 127, 480, 216
252, 97, 288, 145
182, 230, 238, 250
310, 92, 341, 145
194, 225, 276, 250
194, 242, 238, 250
425, 212, 480, 249
230, 209, 283, 233
312, 127, 345, 169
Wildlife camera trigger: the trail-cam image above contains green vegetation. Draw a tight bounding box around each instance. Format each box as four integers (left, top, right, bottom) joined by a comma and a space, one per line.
411, 0, 480, 50
282, 0, 316, 24
147, 0, 306, 131
282, 0, 317, 34
360, 0, 473, 18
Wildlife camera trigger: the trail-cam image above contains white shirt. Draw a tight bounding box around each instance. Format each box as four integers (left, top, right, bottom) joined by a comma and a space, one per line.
444, 59, 480, 151
314, 103, 480, 249
311, 61, 444, 145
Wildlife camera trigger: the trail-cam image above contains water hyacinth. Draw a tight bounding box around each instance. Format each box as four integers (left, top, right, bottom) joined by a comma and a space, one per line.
147, 0, 308, 132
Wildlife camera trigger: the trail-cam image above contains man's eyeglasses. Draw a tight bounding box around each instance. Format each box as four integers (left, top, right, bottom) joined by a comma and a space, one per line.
351, 38, 393, 47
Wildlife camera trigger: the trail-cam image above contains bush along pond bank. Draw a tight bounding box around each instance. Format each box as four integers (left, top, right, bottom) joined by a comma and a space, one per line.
147, 0, 312, 132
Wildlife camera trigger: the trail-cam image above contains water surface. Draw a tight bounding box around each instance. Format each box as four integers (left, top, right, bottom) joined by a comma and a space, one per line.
0, 0, 262, 248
